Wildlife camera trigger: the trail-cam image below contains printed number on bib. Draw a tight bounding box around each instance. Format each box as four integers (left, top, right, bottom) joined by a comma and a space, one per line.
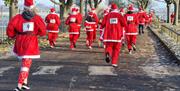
70, 18, 76, 22
23, 22, 34, 32
110, 18, 118, 24
50, 19, 56, 23
127, 16, 134, 21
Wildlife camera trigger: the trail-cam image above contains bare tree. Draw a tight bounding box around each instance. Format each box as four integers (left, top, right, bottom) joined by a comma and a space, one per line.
50, 0, 73, 18
88, 0, 103, 9
4, 0, 18, 19
128, 0, 150, 9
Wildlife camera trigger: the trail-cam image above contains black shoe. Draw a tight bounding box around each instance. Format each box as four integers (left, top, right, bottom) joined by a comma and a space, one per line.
105, 53, 111, 63
74, 44, 76, 48
22, 83, 30, 90
132, 44, 136, 51
13, 87, 22, 91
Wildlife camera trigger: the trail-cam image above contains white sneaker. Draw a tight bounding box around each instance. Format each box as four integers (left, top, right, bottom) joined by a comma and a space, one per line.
88, 46, 92, 49
112, 64, 118, 67
13, 87, 22, 91
22, 83, 30, 90
129, 50, 132, 54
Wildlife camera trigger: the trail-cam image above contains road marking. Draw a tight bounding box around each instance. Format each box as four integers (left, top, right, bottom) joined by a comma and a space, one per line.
88, 66, 117, 76
0, 66, 14, 76
32, 66, 63, 75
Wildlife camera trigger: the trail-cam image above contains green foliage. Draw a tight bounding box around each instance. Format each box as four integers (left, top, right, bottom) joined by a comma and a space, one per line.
3, 0, 11, 6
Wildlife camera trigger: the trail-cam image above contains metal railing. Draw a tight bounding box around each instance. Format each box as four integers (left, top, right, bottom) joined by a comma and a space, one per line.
161, 24, 180, 44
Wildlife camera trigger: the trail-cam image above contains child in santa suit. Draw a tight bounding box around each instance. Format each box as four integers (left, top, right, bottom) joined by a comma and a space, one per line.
124, 5, 139, 54
65, 8, 81, 50
99, 9, 109, 48
89, 8, 99, 42
137, 7, 147, 35
119, 8, 126, 46
45, 8, 61, 48
6, 0, 46, 91
101, 3, 126, 67
84, 12, 96, 49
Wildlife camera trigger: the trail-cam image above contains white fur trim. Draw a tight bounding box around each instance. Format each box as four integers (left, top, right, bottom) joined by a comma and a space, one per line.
111, 9, 119, 13
21, 67, 29, 72
69, 32, 79, 34
85, 21, 96, 24
48, 30, 59, 33
13, 52, 40, 59
125, 33, 138, 35
103, 39, 122, 42
24, 5, 34, 9
86, 29, 94, 32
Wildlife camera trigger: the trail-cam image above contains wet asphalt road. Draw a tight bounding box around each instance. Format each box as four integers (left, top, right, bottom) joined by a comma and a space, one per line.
0, 30, 180, 91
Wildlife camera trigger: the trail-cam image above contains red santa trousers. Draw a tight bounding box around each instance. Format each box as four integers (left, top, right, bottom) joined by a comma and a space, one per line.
93, 27, 97, 41
69, 34, 79, 48
48, 32, 58, 46
86, 31, 94, 47
126, 35, 137, 50
105, 42, 121, 65
18, 58, 32, 85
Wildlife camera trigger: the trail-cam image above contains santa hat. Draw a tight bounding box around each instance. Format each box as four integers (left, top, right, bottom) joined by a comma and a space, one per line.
111, 3, 118, 10
71, 8, 78, 15
24, 0, 35, 9
50, 8, 55, 13
119, 8, 124, 12
128, 5, 134, 11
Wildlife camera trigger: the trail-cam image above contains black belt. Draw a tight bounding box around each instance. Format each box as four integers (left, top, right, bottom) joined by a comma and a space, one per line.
17, 31, 36, 36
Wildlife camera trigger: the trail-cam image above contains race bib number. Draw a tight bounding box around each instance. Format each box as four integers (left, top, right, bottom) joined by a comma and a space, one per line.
70, 18, 76, 22
127, 16, 134, 21
110, 18, 118, 24
23, 22, 34, 32
50, 19, 56, 23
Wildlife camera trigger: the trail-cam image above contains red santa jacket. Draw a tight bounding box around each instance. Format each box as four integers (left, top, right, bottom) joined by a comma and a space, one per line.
77, 13, 83, 28
124, 12, 139, 35
45, 13, 61, 33
85, 12, 99, 30
65, 14, 81, 34
101, 10, 126, 42
6, 14, 46, 59
137, 11, 147, 25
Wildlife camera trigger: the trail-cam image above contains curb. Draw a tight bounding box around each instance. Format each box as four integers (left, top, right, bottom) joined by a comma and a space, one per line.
148, 26, 180, 62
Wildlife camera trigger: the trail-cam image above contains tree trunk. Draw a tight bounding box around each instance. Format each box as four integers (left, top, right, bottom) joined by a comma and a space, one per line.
173, 0, 179, 25
166, 4, 171, 23
80, 0, 83, 14
178, 0, 180, 23
9, 1, 18, 20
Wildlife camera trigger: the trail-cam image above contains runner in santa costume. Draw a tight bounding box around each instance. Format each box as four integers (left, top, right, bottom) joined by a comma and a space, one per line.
65, 8, 81, 50
137, 6, 147, 35
84, 11, 96, 49
90, 8, 99, 42
171, 12, 175, 24
98, 9, 109, 48
146, 10, 154, 26
119, 7, 126, 45
124, 4, 139, 54
76, 7, 83, 38
6, 0, 46, 91
101, 3, 126, 67
45, 8, 61, 48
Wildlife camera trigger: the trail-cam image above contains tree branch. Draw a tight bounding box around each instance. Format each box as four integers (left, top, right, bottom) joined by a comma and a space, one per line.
50, 0, 62, 5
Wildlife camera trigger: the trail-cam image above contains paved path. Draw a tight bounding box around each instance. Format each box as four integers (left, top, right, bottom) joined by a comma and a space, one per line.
0, 29, 180, 91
